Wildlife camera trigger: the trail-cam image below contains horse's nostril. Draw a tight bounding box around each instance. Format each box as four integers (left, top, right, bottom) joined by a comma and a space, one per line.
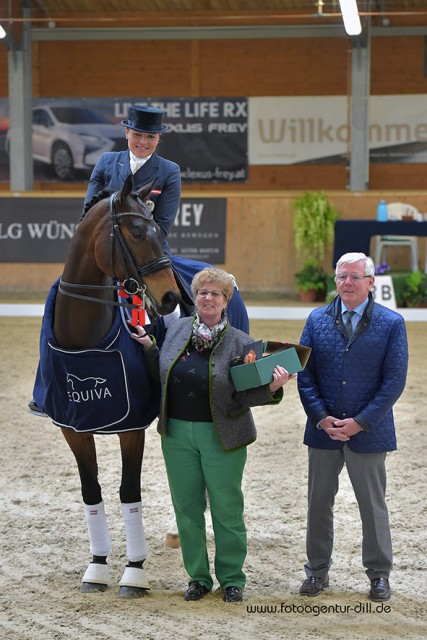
161, 289, 181, 311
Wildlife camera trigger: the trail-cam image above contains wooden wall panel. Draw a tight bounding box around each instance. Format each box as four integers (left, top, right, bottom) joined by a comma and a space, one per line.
33, 40, 195, 96
198, 38, 348, 96
371, 36, 427, 94
0, 53, 7, 95
30, 38, 349, 99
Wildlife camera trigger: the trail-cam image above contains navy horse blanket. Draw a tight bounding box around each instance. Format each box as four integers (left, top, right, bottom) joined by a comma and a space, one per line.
32, 257, 249, 434
33, 279, 164, 433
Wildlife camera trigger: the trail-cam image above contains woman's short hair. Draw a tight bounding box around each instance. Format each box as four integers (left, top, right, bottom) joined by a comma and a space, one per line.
191, 267, 235, 302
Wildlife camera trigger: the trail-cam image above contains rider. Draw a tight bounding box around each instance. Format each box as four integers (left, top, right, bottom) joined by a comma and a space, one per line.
28, 106, 181, 416
83, 104, 181, 256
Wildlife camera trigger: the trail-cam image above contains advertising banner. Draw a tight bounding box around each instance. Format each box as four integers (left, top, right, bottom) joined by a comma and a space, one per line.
0, 97, 248, 184
0, 197, 226, 264
249, 95, 427, 165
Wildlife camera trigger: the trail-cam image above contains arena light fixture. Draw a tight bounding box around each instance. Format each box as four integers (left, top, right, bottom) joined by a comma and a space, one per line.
338, 0, 362, 36
0, 25, 6, 39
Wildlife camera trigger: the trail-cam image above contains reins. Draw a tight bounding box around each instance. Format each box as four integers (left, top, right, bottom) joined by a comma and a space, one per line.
59, 190, 172, 316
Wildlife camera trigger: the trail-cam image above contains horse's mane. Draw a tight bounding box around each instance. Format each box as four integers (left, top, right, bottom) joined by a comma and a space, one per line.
80, 188, 115, 220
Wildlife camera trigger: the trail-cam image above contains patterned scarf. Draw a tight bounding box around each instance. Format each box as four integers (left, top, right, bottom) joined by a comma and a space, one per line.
191, 311, 228, 351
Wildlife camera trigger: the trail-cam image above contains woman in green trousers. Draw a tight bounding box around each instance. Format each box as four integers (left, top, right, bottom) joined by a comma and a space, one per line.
132, 268, 294, 602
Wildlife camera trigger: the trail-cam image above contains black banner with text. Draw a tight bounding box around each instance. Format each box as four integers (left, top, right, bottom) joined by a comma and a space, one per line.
0, 197, 226, 264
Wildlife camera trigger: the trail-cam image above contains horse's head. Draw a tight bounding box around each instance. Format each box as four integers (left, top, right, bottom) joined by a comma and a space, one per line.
94, 174, 181, 317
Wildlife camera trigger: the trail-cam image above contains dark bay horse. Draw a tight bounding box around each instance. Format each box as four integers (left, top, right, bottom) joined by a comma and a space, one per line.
31, 174, 249, 598
33, 175, 181, 598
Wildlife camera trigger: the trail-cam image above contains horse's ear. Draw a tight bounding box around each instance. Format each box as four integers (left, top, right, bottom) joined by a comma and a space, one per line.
116, 174, 134, 205
136, 179, 157, 202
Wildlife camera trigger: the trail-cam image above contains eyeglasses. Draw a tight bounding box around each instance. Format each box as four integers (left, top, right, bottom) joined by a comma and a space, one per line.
335, 274, 372, 283
197, 289, 224, 299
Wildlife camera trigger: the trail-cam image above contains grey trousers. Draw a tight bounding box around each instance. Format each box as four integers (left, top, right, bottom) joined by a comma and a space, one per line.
304, 445, 393, 581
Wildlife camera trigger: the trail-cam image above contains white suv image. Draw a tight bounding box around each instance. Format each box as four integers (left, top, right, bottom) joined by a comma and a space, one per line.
6, 104, 127, 180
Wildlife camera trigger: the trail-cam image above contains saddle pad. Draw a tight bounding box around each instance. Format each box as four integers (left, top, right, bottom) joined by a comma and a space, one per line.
43, 344, 131, 432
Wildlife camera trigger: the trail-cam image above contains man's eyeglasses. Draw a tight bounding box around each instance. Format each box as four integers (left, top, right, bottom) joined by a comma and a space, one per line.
197, 289, 224, 298
335, 274, 372, 283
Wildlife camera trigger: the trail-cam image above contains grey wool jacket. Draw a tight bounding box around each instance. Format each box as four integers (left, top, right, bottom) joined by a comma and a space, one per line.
144, 316, 284, 451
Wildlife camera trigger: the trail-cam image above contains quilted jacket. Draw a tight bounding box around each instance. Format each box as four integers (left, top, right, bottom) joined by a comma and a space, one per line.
297, 293, 408, 452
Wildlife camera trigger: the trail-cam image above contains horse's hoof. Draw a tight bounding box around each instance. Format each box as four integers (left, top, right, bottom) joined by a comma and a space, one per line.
117, 585, 149, 599
165, 533, 180, 549
81, 561, 110, 593
81, 581, 108, 593
117, 565, 150, 598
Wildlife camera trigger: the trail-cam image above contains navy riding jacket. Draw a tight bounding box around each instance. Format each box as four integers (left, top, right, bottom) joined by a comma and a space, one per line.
84, 150, 181, 254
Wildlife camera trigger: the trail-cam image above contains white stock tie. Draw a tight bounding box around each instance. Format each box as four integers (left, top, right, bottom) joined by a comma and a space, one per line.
130, 158, 140, 174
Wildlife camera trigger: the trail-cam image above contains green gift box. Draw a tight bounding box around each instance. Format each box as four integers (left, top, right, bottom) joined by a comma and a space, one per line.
230, 341, 311, 392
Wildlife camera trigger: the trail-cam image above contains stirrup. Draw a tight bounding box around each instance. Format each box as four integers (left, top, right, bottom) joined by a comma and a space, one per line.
28, 400, 48, 418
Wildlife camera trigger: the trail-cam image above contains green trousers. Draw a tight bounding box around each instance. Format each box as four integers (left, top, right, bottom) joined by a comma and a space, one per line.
161, 418, 248, 591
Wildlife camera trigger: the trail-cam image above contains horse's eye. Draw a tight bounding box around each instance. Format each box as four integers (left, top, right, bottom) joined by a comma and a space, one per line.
131, 229, 143, 239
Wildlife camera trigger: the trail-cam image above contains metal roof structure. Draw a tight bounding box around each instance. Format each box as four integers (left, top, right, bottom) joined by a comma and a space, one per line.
1, 1, 427, 45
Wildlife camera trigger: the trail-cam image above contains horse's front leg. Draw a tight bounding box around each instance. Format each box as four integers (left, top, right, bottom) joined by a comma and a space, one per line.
61, 427, 111, 592
117, 430, 150, 598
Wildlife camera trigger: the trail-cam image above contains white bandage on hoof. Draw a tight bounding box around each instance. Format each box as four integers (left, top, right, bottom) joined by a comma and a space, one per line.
118, 566, 150, 590
82, 562, 111, 585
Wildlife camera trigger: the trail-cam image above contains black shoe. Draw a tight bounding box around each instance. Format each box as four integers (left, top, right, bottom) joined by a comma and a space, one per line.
369, 577, 391, 601
223, 586, 243, 602
299, 574, 329, 596
184, 581, 210, 601
28, 399, 48, 418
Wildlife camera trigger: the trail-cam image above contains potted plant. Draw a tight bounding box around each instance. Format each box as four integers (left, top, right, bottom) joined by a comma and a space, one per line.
293, 191, 338, 301
295, 258, 328, 302
402, 270, 427, 308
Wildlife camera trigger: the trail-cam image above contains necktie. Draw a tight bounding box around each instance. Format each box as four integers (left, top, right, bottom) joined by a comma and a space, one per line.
344, 310, 355, 339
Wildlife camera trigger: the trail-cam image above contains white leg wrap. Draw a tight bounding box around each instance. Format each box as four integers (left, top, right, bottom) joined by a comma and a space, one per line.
166, 516, 179, 536
118, 566, 150, 590
165, 516, 180, 548
82, 562, 111, 585
121, 502, 148, 562
83, 501, 112, 557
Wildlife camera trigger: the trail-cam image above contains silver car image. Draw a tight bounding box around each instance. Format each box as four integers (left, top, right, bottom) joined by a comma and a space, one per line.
7, 105, 127, 180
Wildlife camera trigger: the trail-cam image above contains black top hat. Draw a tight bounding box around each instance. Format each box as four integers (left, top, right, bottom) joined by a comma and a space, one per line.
121, 105, 169, 133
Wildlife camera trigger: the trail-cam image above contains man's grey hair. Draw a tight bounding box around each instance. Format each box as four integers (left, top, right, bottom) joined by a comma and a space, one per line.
336, 252, 375, 276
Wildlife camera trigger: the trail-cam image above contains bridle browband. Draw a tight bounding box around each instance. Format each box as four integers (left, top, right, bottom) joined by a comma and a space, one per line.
59, 190, 172, 315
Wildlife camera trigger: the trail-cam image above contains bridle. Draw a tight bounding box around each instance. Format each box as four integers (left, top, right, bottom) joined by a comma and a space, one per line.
58, 191, 172, 316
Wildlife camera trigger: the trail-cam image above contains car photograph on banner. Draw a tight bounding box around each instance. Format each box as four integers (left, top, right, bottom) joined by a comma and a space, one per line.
5, 104, 126, 180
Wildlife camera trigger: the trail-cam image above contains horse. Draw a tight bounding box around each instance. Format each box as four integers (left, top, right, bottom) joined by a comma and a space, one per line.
31, 174, 249, 598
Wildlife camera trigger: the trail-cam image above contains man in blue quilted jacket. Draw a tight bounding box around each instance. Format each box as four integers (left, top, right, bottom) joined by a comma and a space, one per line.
297, 252, 408, 602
